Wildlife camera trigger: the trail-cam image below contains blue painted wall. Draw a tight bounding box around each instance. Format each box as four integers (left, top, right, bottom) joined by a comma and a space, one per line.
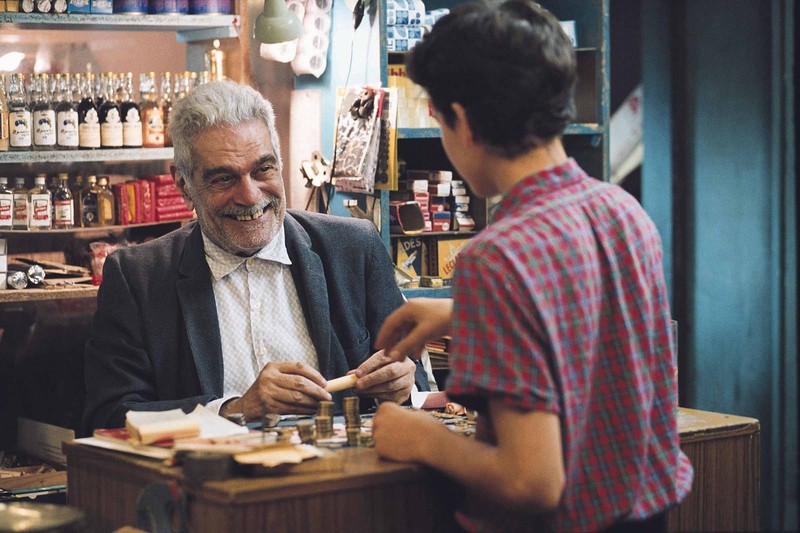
642, 1, 797, 529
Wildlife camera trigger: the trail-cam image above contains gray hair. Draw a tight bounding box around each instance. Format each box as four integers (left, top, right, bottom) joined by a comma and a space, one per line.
168, 80, 282, 183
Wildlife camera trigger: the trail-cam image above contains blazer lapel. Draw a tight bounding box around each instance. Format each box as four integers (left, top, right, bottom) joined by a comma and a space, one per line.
176, 224, 224, 396
284, 214, 334, 377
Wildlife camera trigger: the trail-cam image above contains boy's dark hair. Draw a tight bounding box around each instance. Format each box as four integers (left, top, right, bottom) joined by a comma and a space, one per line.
406, 0, 576, 158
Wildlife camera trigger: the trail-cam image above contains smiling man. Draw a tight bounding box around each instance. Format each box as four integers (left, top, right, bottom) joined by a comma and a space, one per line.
82, 81, 429, 433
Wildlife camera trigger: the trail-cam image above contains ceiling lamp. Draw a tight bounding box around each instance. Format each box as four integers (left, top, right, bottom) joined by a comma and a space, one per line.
254, 0, 304, 44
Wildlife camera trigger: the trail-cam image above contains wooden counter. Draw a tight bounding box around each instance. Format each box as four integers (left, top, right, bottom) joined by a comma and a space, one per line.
64, 408, 760, 532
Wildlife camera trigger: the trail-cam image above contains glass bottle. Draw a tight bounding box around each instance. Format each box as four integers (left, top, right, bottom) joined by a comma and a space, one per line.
0, 177, 13, 228
120, 72, 143, 148
29, 173, 52, 230
80, 175, 99, 227
55, 72, 79, 150
94, 72, 106, 109
141, 72, 165, 148
70, 174, 84, 221
78, 73, 101, 150
160, 72, 173, 147
8, 73, 32, 151
97, 176, 115, 226
53, 172, 74, 229
0, 74, 9, 152
11, 177, 29, 230
32, 73, 56, 151
99, 73, 123, 148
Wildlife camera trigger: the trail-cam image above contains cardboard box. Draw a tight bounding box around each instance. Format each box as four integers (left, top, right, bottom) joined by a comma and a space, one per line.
394, 237, 424, 278
431, 211, 451, 232
426, 237, 470, 282
67, 0, 89, 10
90, 0, 111, 13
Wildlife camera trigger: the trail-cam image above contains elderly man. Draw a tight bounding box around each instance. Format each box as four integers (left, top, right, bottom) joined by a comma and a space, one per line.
83, 81, 429, 433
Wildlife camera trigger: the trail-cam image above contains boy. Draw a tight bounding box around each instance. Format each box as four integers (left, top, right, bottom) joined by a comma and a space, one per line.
365, 1, 693, 531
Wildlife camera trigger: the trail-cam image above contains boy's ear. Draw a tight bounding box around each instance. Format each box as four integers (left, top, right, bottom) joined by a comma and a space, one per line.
451, 102, 475, 145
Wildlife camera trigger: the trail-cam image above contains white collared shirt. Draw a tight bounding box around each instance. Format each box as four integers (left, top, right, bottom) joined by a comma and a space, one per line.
202, 228, 318, 413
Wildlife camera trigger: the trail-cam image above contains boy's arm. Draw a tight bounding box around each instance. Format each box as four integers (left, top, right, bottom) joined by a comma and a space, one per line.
373, 400, 565, 512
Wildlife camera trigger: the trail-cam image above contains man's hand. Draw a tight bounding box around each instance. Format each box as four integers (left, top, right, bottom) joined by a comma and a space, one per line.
353, 350, 415, 404
375, 298, 454, 362
223, 361, 332, 421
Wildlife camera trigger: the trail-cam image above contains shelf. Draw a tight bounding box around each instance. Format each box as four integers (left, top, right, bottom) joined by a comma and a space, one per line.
0, 218, 191, 235
391, 231, 476, 238
0, 285, 98, 303
398, 128, 441, 139
564, 123, 604, 135
0, 12, 239, 42
398, 124, 603, 139
0, 147, 174, 164
400, 286, 451, 299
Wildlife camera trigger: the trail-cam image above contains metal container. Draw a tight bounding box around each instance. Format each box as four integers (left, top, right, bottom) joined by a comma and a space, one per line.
113, 0, 147, 13
189, 0, 231, 14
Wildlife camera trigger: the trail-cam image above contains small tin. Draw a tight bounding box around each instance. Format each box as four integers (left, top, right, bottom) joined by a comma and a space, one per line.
189, 0, 231, 14
113, 0, 147, 13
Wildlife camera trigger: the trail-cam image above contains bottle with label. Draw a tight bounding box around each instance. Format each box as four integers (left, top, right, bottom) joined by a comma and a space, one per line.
78, 73, 101, 150
80, 175, 99, 227
141, 72, 165, 148
29, 174, 52, 230
160, 72, 173, 147
8, 73, 32, 151
120, 72, 143, 148
0, 74, 9, 152
0, 177, 13, 228
53, 172, 74, 229
55, 73, 79, 150
96, 176, 115, 226
32, 73, 56, 151
12, 177, 29, 229
99, 73, 123, 148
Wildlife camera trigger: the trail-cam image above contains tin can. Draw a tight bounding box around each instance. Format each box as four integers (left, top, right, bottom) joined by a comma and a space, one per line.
188, 0, 231, 14
26, 264, 45, 286
8, 270, 27, 290
148, 0, 187, 14
114, 0, 147, 13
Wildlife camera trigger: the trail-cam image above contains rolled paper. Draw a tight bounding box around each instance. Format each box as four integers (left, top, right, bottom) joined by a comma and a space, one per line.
324, 373, 359, 393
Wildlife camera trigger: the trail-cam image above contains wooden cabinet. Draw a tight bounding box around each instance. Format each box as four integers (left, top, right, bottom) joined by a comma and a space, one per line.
62, 408, 760, 533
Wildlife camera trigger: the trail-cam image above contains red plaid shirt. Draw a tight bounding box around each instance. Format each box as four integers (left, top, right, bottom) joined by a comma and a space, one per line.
447, 159, 693, 532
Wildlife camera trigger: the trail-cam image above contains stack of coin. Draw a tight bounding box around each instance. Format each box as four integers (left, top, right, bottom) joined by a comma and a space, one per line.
318, 401, 334, 418
343, 396, 360, 425
315, 416, 333, 439
276, 427, 295, 442
297, 420, 315, 444
225, 412, 247, 426
346, 427, 360, 447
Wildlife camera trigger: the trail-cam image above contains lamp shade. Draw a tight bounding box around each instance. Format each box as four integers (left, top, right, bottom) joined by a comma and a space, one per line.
254, 0, 304, 44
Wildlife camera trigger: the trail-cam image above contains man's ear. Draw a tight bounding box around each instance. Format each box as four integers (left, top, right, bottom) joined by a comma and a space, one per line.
170, 164, 194, 211
451, 102, 475, 145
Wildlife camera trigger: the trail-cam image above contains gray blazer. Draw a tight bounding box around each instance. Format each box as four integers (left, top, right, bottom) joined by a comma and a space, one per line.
82, 210, 408, 434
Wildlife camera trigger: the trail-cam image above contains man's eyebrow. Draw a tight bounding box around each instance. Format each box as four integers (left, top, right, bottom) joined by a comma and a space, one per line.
200, 155, 279, 181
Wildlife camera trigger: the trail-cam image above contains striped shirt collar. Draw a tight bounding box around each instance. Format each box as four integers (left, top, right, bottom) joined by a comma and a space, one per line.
202, 226, 292, 281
